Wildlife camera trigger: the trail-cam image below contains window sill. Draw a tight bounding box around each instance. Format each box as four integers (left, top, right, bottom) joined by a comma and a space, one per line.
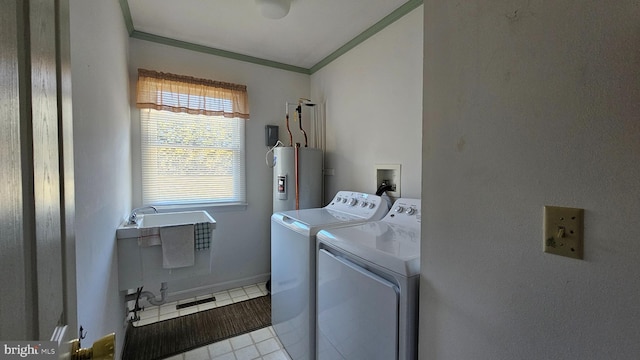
152, 202, 248, 213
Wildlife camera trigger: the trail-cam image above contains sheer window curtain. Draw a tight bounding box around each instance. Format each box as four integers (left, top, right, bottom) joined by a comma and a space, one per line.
136, 69, 249, 205
136, 69, 250, 119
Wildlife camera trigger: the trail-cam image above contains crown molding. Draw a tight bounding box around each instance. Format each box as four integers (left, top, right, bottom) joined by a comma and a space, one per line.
118, 0, 134, 35
130, 30, 310, 74
310, 0, 423, 74
119, 0, 422, 75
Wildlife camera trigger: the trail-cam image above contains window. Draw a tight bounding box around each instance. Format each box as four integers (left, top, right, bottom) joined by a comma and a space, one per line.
136, 69, 250, 205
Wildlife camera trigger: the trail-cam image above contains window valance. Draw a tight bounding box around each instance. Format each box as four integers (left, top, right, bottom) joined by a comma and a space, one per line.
136, 68, 250, 119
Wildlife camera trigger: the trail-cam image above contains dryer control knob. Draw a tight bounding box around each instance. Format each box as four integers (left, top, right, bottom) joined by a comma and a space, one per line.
369, 203, 376, 209
395, 206, 405, 213
360, 202, 368, 207
348, 198, 358, 206
406, 208, 416, 215
342, 198, 348, 203
336, 196, 342, 203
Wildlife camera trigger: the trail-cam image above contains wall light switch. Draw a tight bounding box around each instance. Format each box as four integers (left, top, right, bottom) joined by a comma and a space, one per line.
543, 206, 584, 260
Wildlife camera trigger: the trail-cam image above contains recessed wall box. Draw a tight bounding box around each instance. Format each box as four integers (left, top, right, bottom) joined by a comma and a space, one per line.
375, 164, 401, 198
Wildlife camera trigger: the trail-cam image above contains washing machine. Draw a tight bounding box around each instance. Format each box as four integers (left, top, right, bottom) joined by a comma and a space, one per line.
271, 191, 389, 360
316, 198, 421, 360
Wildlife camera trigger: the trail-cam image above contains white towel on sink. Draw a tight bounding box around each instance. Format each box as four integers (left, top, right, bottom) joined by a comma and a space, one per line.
160, 224, 195, 269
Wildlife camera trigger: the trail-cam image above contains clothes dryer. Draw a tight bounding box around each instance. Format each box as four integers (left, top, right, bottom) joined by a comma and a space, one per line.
271, 191, 389, 360
316, 198, 421, 360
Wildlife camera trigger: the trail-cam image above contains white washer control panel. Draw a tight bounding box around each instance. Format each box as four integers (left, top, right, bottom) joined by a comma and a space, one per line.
326, 191, 389, 219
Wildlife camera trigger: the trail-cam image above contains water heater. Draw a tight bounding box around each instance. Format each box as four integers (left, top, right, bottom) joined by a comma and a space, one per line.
273, 147, 322, 213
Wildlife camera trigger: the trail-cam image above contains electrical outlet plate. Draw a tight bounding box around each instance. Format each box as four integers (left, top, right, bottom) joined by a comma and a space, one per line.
543, 206, 584, 259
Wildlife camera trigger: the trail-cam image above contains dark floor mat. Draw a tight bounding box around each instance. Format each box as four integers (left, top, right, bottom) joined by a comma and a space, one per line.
121, 295, 271, 360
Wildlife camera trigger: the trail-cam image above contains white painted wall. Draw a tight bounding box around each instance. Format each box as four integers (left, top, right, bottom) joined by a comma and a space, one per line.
421, 1, 640, 359
310, 7, 423, 201
70, 0, 131, 356
129, 39, 311, 296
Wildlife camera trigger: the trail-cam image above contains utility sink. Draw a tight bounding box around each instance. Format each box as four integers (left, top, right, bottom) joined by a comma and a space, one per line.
116, 210, 216, 240
116, 209, 217, 291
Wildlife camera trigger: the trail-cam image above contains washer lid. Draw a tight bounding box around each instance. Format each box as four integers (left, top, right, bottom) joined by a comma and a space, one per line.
272, 208, 366, 234
317, 221, 420, 277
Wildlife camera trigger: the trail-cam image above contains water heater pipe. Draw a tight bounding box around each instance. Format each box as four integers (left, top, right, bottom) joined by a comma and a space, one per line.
296, 98, 315, 148
285, 114, 293, 146
296, 105, 308, 147
285, 102, 293, 146
294, 143, 300, 209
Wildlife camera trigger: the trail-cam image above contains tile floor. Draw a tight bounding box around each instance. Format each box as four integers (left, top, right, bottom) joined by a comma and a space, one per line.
130, 282, 292, 360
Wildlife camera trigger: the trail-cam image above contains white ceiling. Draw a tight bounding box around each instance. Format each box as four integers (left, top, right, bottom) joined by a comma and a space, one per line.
126, 0, 413, 71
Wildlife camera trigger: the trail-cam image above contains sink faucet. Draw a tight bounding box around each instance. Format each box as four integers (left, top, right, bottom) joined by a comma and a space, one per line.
127, 206, 158, 225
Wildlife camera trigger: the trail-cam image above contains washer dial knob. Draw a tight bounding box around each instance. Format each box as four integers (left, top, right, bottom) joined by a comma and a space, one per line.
406, 207, 416, 215
395, 206, 405, 213
348, 198, 358, 206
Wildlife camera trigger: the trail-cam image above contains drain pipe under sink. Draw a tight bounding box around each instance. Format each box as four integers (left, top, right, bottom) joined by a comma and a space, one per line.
126, 282, 168, 306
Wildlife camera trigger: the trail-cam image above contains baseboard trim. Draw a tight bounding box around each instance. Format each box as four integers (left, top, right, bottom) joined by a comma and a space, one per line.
161, 273, 271, 304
